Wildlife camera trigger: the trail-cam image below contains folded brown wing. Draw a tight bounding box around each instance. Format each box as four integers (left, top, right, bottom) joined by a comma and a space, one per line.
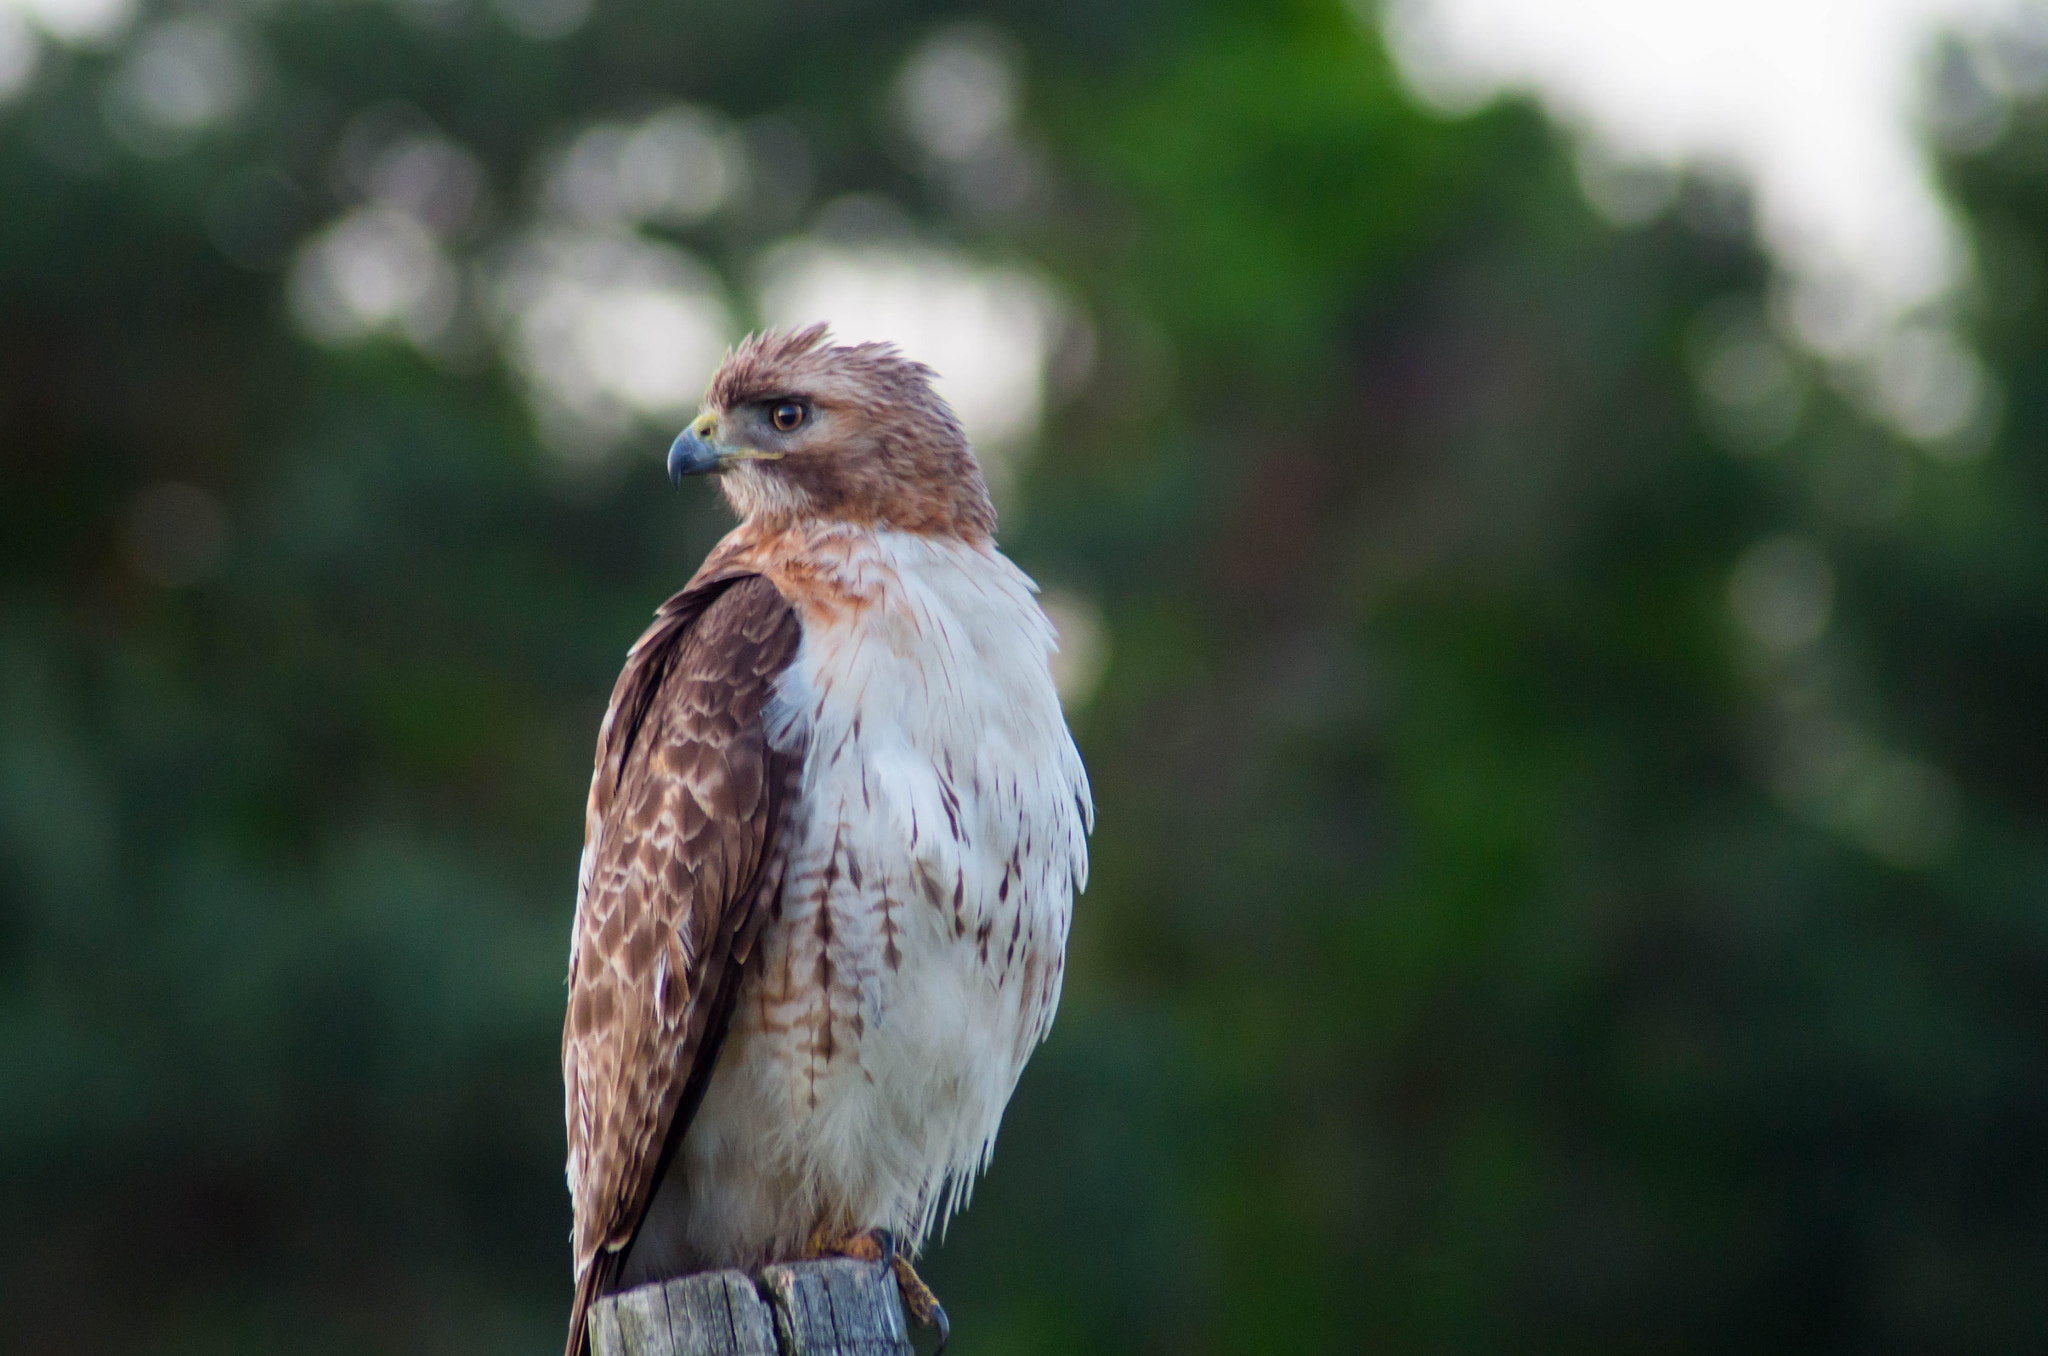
562, 574, 803, 1356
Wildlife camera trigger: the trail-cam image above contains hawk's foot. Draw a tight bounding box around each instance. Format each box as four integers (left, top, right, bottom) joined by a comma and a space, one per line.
800, 1226, 950, 1352
889, 1251, 950, 1352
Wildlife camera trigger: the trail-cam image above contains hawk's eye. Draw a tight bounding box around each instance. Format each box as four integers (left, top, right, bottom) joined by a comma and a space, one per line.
770, 402, 805, 433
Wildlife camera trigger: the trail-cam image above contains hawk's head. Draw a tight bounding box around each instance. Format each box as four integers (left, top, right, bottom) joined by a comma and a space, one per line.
669, 325, 996, 540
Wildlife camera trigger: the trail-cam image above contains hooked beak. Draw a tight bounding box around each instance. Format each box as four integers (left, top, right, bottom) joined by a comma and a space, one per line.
668, 413, 782, 486
668, 416, 723, 486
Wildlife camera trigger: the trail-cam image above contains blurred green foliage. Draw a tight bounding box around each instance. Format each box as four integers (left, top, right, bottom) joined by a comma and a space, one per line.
4, 1, 2048, 1353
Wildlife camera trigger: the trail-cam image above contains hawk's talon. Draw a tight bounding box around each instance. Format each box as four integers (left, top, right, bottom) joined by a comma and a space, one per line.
889, 1253, 948, 1353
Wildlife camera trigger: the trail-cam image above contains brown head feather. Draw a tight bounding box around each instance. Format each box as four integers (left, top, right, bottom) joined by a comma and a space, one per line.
696, 325, 996, 540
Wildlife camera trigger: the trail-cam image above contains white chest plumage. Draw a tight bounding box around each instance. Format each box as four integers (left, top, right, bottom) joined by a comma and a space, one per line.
622, 531, 1091, 1280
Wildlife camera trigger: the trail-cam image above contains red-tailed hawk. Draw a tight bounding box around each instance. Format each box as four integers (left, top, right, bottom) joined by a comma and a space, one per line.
562, 326, 1092, 1355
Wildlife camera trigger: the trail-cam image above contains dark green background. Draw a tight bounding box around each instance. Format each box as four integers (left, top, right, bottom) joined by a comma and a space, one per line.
5, 1, 2048, 1352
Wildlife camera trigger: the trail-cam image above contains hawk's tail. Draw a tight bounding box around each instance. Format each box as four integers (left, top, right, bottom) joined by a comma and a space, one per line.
564, 1255, 615, 1356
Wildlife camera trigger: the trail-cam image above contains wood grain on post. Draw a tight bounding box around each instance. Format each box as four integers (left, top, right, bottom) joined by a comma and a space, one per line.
588, 1259, 914, 1356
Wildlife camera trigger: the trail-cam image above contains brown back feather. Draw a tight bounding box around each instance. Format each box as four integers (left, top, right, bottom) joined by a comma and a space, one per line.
562, 574, 804, 1356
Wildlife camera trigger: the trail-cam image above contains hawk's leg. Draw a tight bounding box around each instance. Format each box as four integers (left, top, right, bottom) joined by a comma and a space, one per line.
801, 1225, 951, 1352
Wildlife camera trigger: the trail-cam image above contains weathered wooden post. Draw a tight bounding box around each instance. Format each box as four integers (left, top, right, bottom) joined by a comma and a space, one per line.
589, 1258, 914, 1356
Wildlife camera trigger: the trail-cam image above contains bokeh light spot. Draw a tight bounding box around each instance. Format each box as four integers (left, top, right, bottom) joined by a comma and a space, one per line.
103, 18, 254, 155
0, 8, 38, 102
1871, 323, 1995, 452
13, 0, 132, 46
545, 106, 742, 228
1690, 298, 1804, 453
489, 228, 732, 457
1730, 534, 1833, 651
289, 205, 458, 347
895, 24, 1019, 164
